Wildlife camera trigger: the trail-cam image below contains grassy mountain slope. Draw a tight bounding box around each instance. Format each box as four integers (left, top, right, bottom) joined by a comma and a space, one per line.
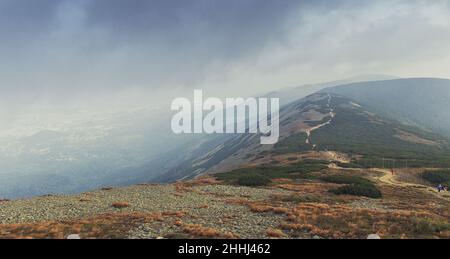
275, 94, 450, 167
323, 78, 450, 137
166, 90, 450, 182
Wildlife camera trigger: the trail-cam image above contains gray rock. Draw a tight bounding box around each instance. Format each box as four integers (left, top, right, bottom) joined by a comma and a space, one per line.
367, 234, 381, 239
67, 234, 81, 239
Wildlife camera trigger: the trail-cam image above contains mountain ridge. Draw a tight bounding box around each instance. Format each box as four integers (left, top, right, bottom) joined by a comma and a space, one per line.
322, 78, 450, 137
160, 83, 450, 182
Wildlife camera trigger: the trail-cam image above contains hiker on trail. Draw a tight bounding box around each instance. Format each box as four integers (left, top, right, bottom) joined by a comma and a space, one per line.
391, 169, 394, 175
438, 184, 443, 192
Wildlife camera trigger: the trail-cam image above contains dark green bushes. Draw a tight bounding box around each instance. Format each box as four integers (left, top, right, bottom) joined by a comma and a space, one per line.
421, 170, 450, 186
329, 184, 382, 199
320, 175, 372, 186
215, 160, 328, 186
235, 175, 271, 187
323, 175, 382, 199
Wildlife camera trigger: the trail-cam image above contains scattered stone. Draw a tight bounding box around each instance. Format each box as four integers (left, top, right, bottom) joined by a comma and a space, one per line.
0, 184, 293, 239
367, 234, 381, 239
67, 234, 81, 239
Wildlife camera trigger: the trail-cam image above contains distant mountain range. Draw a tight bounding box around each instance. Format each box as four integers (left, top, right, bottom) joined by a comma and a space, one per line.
264, 74, 399, 105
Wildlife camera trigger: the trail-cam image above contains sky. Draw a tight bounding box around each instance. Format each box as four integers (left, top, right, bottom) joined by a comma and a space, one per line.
1, 0, 450, 116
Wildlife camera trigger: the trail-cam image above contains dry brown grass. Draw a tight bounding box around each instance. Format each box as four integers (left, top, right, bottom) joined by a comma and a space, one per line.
249, 204, 290, 214
275, 182, 340, 194
193, 176, 221, 185
224, 179, 450, 239
161, 211, 187, 218
225, 198, 290, 215
3, 167, 448, 239
174, 176, 220, 193
277, 203, 450, 239
0, 212, 176, 239
174, 183, 192, 193
224, 198, 250, 206
182, 224, 238, 239
266, 228, 286, 238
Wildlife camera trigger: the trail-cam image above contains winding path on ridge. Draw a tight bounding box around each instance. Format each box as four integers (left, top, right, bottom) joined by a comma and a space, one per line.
328, 164, 450, 201
305, 94, 335, 149
302, 93, 450, 201
371, 168, 450, 201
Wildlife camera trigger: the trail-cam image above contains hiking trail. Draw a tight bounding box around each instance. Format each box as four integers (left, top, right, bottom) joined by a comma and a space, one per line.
305, 94, 335, 148
372, 168, 450, 201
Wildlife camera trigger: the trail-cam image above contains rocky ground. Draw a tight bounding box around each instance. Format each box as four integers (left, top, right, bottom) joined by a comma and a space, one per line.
0, 169, 449, 239
0, 179, 293, 239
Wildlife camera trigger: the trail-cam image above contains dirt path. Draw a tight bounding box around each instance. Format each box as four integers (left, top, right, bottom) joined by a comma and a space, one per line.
327, 164, 450, 201
373, 168, 420, 187
305, 94, 335, 148
372, 168, 450, 201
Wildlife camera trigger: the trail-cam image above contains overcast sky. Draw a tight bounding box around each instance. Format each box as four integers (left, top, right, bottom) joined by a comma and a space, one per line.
1, 0, 450, 107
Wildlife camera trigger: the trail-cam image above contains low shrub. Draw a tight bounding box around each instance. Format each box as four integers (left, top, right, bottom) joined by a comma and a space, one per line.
324, 175, 382, 199
320, 175, 372, 186
421, 170, 450, 186
236, 174, 271, 187
215, 161, 328, 184
330, 184, 382, 199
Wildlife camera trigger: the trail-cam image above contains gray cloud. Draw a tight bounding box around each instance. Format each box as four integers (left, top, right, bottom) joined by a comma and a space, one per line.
0, 0, 450, 101
0, 0, 303, 95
